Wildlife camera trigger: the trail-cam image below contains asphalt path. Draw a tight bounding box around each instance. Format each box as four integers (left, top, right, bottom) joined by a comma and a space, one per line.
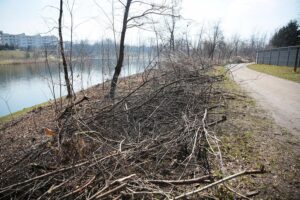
228, 63, 300, 136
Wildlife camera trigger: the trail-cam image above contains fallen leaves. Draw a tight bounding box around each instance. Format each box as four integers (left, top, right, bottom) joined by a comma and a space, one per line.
44, 128, 56, 137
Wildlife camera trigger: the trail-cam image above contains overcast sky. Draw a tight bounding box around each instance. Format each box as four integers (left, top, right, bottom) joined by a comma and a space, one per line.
0, 0, 299, 43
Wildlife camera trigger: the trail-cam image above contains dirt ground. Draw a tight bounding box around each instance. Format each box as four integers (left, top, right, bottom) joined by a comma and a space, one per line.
0, 68, 299, 199
0, 75, 135, 174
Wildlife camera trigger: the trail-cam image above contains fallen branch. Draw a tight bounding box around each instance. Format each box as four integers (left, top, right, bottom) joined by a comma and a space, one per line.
61, 175, 96, 199
147, 175, 212, 185
225, 184, 251, 200
0, 152, 118, 193
57, 95, 89, 119
95, 183, 127, 199
174, 169, 266, 199
88, 174, 136, 200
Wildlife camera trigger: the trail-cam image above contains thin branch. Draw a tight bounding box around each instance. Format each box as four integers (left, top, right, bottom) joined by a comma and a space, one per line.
174, 169, 266, 199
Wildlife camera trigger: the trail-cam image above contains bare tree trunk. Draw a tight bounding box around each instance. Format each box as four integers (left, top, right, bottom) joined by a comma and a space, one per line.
111, 0, 119, 60
44, 47, 57, 111
109, 0, 132, 99
170, 6, 175, 52
58, 0, 72, 98
66, 0, 76, 99
208, 23, 221, 61
168, 0, 180, 52
152, 23, 160, 62
209, 45, 215, 61
185, 25, 190, 57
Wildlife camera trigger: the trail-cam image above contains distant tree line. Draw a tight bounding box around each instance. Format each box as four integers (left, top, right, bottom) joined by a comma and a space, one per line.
0, 44, 16, 50
269, 20, 300, 47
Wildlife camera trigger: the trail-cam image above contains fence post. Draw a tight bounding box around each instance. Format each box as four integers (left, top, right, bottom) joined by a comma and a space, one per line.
269, 50, 272, 65
262, 50, 265, 64
256, 51, 258, 64
286, 47, 290, 66
294, 47, 299, 72
277, 48, 280, 66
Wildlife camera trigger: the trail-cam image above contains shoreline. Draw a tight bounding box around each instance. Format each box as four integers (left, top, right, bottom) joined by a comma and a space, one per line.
0, 57, 106, 66
0, 72, 141, 123
0, 58, 58, 66
0, 101, 51, 123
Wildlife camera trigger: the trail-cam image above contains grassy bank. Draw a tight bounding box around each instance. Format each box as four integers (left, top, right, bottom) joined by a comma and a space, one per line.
0, 58, 52, 65
248, 64, 300, 83
0, 50, 32, 65
0, 50, 58, 65
0, 101, 49, 123
0, 50, 29, 59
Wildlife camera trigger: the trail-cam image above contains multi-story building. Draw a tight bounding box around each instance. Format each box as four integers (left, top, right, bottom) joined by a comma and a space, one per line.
0, 31, 58, 48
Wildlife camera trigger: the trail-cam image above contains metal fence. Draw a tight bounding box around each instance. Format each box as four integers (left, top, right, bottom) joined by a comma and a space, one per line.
256, 45, 300, 69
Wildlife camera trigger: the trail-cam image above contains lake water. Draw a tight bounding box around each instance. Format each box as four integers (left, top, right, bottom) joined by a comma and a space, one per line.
0, 59, 144, 116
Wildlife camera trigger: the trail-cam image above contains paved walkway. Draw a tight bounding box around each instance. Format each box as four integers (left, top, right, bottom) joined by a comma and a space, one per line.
228, 63, 300, 136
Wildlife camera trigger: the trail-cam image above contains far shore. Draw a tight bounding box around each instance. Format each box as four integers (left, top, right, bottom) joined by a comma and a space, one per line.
0, 58, 59, 66
0, 57, 106, 66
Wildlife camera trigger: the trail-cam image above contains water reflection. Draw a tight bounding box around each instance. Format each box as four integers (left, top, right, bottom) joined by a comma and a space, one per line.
0, 59, 143, 116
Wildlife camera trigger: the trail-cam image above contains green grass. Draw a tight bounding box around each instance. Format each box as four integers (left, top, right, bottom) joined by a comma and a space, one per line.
0, 102, 48, 123
213, 66, 241, 91
248, 64, 300, 83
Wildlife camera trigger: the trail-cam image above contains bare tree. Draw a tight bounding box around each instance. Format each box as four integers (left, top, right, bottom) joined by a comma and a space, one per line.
44, 47, 57, 111
108, 0, 132, 99
108, 0, 174, 99
185, 24, 191, 57
232, 34, 240, 57
194, 24, 205, 58
66, 0, 76, 99
93, 0, 119, 60
165, 0, 181, 52
152, 21, 161, 62
207, 22, 223, 61
58, 0, 72, 98
238, 33, 267, 61
168, 6, 175, 52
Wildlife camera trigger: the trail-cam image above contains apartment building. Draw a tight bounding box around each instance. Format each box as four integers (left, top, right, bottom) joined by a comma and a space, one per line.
0, 31, 58, 48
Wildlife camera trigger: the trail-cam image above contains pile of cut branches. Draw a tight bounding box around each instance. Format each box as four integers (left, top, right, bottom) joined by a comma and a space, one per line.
0, 61, 264, 199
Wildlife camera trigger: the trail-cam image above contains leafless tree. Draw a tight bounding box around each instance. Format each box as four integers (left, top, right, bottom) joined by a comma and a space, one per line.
206, 22, 223, 61
108, 0, 175, 99
185, 24, 191, 57
164, 0, 181, 52
238, 33, 267, 61
151, 21, 161, 62
232, 34, 240, 57
44, 47, 57, 111
192, 24, 205, 59
93, 0, 119, 59
58, 0, 72, 98
108, 0, 132, 99
66, 0, 76, 99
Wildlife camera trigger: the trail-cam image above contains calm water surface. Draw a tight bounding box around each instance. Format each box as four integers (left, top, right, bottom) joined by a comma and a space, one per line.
0, 59, 143, 116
